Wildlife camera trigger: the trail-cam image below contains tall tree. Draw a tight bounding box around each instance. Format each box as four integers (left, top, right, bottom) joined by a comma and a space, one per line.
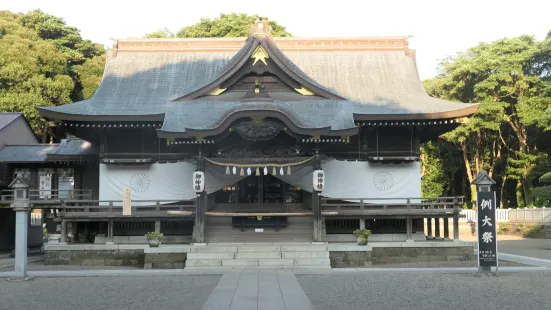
0, 11, 73, 136
144, 28, 175, 38
175, 13, 291, 38
424, 34, 551, 207
18, 9, 105, 101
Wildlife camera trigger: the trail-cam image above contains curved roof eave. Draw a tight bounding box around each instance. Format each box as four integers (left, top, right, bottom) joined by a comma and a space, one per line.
353, 104, 479, 121
37, 107, 165, 122
156, 109, 359, 139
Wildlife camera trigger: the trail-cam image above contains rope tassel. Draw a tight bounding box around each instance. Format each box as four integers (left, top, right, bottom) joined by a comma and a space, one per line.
240, 168, 244, 176
256, 167, 260, 176
233, 166, 237, 175
225, 166, 230, 175
272, 167, 277, 175
287, 166, 291, 175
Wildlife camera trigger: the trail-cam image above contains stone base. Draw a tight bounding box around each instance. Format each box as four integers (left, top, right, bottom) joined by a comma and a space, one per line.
329, 244, 474, 267
144, 253, 187, 269
371, 246, 474, 264
330, 251, 372, 267
45, 249, 144, 267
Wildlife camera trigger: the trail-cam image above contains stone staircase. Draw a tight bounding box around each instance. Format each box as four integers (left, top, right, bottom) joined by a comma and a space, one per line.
185, 244, 331, 269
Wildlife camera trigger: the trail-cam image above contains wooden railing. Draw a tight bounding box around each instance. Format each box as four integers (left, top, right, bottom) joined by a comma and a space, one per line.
320, 196, 464, 217
0, 189, 93, 202
54, 199, 197, 219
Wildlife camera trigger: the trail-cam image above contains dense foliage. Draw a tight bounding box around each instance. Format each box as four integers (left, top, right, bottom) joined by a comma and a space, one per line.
422, 33, 551, 208
145, 13, 291, 38
0, 10, 105, 138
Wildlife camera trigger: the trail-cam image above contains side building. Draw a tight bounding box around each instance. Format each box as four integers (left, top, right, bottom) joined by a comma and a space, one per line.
1, 20, 478, 245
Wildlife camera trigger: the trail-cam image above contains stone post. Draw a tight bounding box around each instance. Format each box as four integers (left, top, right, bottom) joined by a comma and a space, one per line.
406, 216, 413, 241
453, 215, 460, 239
9, 175, 32, 280
60, 220, 67, 244
106, 218, 114, 245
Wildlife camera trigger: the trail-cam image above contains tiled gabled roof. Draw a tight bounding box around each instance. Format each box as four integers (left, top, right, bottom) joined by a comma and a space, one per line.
38, 36, 477, 137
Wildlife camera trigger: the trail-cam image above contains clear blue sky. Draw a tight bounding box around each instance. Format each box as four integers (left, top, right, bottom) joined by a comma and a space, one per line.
4, 0, 550, 80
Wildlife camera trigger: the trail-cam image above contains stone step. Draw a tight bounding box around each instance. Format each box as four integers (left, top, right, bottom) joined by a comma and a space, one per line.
222, 259, 259, 266
237, 245, 281, 252
281, 251, 329, 259
187, 252, 235, 259
259, 258, 294, 266
292, 258, 331, 266
185, 259, 222, 267
281, 245, 327, 252
193, 246, 237, 253
235, 252, 281, 259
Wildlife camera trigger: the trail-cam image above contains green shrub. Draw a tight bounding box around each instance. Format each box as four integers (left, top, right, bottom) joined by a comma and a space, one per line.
144, 232, 163, 240
498, 223, 543, 237
353, 229, 372, 238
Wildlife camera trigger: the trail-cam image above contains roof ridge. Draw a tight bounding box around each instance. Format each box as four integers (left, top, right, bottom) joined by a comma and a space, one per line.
113, 36, 411, 54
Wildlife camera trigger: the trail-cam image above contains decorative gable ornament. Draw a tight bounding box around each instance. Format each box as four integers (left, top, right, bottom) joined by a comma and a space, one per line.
313, 170, 325, 192
193, 171, 205, 193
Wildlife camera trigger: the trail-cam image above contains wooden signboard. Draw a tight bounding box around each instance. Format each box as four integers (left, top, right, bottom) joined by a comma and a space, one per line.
122, 188, 132, 216
477, 191, 498, 267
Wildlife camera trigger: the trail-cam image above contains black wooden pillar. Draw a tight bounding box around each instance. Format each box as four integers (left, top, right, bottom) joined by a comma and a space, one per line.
426, 218, 433, 240
194, 150, 206, 244
434, 217, 441, 240
312, 152, 322, 242
453, 197, 460, 240
443, 217, 450, 239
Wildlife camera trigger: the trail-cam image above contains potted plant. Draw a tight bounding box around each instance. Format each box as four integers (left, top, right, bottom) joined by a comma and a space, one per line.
353, 228, 372, 245
144, 232, 163, 247
43, 227, 49, 242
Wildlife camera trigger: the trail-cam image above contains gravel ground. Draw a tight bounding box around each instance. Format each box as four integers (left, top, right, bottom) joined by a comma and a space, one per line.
0, 262, 140, 272
365, 259, 529, 268
298, 272, 551, 310
0, 275, 220, 310
497, 239, 551, 260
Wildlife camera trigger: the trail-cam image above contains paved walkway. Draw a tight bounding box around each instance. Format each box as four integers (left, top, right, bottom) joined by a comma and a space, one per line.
201, 270, 312, 310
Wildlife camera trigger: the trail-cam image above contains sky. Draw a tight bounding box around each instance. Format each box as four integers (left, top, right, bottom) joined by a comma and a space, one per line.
3, 0, 550, 80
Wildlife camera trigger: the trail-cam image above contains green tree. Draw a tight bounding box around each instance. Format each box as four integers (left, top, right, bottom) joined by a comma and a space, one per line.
176, 13, 291, 38
18, 9, 105, 101
424, 34, 551, 207
0, 11, 73, 136
144, 28, 175, 38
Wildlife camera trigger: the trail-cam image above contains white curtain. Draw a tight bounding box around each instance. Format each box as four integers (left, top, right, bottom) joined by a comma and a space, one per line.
99, 162, 246, 205
273, 160, 421, 204
99, 160, 421, 206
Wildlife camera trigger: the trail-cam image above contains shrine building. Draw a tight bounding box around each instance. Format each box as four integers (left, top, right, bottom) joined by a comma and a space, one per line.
0, 19, 478, 247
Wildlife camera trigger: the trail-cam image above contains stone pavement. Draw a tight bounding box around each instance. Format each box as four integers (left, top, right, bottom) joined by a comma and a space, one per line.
201, 270, 312, 310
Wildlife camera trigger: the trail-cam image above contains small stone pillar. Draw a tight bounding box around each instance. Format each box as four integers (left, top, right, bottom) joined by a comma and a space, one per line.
9, 175, 31, 280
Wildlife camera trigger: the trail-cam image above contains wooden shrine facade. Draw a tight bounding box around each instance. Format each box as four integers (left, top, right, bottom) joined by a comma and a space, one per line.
0, 19, 478, 244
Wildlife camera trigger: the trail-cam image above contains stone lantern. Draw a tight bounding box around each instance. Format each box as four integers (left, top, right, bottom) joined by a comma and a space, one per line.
9, 174, 31, 280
